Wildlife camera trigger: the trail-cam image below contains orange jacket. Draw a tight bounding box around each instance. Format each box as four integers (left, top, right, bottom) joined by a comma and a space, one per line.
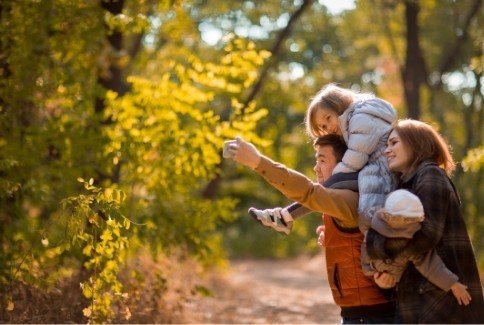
324, 214, 389, 307
253, 155, 394, 316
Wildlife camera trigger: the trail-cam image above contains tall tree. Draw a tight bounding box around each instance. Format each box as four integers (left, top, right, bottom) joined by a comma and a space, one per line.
402, 0, 426, 119
202, 0, 313, 199
0, 1, 270, 321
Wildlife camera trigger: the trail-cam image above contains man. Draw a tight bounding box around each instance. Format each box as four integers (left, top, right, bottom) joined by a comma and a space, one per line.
225, 135, 395, 323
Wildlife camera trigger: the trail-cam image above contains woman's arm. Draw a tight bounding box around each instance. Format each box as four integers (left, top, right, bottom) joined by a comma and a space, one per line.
404, 167, 450, 255
410, 250, 458, 292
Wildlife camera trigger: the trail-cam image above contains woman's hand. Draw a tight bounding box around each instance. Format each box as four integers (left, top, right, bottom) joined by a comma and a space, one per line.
224, 136, 262, 169
373, 272, 396, 289
316, 225, 326, 247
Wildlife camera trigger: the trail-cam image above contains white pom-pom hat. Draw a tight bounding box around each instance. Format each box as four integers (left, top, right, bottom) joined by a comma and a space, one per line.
371, 189, 425, 238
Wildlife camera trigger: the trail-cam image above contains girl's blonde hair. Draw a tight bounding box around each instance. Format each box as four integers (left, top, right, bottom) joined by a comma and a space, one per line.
305, 84, 373, 137
392, 119, 455, 176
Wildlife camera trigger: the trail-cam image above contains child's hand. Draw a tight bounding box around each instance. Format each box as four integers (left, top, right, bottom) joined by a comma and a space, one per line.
450, 282, 472, 306
373, 272, 396, 289
316, 225, 326, 247
224, 137, 262, 169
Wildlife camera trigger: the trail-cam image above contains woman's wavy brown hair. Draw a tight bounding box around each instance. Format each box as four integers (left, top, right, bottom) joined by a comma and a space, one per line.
392, 119, 455, 176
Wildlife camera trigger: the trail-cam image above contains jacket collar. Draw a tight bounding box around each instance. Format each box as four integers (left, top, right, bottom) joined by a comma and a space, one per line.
338, 104, 356, 143
401, 160, 437, 184
400, 160, 461, 205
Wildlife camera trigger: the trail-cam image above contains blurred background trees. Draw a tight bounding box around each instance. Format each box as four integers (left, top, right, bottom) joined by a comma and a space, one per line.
0, 0, 482, 322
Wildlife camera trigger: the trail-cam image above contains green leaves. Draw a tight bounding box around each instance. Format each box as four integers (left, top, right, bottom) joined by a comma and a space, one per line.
104, 11, 150, 34
62, 178, 130, 323
0, 159, 21, 199
1, 0, 270, 321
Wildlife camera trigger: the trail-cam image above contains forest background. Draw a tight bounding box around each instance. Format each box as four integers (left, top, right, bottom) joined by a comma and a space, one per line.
0, 0, 482, 323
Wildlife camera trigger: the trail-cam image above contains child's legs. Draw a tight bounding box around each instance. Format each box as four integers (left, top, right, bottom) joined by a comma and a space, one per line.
357, 163, 393, 214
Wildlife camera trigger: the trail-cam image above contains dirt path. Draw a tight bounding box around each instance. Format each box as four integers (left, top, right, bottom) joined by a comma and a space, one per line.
185, 254, 341, 324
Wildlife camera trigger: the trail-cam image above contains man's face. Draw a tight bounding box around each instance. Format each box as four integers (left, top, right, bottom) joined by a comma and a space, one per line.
313, 145, 338, 183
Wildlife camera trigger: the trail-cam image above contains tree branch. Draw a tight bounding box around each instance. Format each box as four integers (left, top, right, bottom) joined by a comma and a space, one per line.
202, 0, 313, 199
435, 0, 482, 87
241, 0, 313, 111
370, 0, 403, 74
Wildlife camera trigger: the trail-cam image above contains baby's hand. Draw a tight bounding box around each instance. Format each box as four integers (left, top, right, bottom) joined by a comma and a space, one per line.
450, 282, 472, 306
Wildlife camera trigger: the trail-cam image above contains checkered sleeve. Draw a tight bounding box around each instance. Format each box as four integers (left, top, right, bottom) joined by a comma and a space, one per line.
403, 167, 449, 256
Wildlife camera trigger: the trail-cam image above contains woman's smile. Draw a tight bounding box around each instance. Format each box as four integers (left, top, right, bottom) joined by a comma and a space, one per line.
385, 130, 411, 176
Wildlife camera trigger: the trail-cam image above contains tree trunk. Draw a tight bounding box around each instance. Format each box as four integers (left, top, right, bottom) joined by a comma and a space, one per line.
402, 0, 425, 119
94, 0, 135, 184
0, 1, 10, 115
464, 70, 483, 152
95, 0, 129, 115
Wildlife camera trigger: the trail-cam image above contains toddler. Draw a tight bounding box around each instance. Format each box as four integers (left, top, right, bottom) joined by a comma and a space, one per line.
250, 84, 397, 233
361, 189, 472, 306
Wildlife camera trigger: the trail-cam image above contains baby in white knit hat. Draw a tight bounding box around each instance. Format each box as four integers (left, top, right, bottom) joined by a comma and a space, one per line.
360, 189, 472, 306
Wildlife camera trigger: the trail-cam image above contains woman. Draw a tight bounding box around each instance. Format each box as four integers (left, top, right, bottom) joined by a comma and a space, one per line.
366, 119, 484, 323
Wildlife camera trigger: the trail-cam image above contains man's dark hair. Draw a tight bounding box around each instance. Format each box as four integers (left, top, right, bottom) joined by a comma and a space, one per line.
313, 134, 347, 162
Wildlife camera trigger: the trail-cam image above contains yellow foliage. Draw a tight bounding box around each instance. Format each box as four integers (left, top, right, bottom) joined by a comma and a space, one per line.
6, 300, 14, 312
462, 146, 484, 172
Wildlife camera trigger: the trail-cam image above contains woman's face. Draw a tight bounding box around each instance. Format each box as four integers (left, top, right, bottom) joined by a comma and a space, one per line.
385, 130, 412, 176
314, 107, 341, 136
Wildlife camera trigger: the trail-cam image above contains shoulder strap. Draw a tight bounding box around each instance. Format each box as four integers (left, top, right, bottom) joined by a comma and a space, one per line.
324, 171, 359, 192
328, 215, 360, 234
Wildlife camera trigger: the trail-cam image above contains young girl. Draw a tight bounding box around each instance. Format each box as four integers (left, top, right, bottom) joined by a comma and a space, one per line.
250, 84, 397, 233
